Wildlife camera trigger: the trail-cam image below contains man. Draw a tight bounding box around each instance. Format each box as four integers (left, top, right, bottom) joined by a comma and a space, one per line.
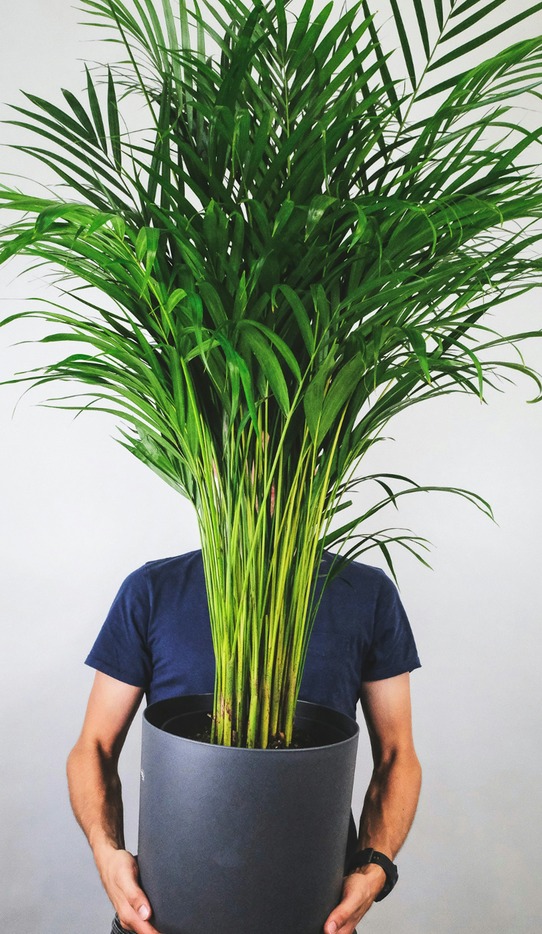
67, 550, 422, 934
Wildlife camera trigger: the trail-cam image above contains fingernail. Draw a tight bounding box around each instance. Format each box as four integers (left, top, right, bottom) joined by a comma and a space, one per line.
328, 923, 338, 934
138, 905, 150, 920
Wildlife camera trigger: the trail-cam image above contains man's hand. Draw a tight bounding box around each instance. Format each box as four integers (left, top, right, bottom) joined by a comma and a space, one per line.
323, 865, 386, 934
97, 847, 160, 934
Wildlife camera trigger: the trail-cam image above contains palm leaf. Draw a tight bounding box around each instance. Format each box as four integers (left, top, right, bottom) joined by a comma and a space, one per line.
2, 0, 542, 747
377, 0, 542, 100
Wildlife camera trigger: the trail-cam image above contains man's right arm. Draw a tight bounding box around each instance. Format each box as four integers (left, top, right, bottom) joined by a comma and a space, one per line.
67, 671, 160, 934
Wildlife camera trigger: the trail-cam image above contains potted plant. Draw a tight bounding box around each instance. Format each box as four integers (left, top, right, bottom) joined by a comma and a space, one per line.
1, 1, 542, 931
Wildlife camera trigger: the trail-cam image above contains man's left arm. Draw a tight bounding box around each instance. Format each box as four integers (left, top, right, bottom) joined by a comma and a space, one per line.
324, 672, 422, 934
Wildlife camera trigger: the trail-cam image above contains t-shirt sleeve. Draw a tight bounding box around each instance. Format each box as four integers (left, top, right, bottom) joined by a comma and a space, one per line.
85, 566, 153, 689
361, 573, 421, 682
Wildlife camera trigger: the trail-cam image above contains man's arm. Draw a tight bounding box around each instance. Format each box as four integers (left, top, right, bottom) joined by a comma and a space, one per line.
324, 673, 422, 934
67, 671, 160, 934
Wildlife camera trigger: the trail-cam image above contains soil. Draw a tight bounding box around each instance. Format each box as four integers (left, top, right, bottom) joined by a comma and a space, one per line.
178, 714, 326, 749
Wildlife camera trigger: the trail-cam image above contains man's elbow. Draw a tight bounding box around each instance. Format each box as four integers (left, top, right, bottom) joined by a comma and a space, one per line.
410, 749, 422, 793
66, 737, 88, 790
66, 735, 111, 786
377, 744, 422, 790
400, 744, 422, 781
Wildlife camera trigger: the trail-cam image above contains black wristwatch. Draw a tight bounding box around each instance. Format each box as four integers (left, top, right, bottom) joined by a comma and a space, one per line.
345, 847, 398, 901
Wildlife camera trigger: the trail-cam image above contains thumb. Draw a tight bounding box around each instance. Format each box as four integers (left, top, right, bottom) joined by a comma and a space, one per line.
324, 907, 349, 934
324, 887, 361, 934
127, 886, 153, 922
137, 903, 151, 921
124, 875, 152, 923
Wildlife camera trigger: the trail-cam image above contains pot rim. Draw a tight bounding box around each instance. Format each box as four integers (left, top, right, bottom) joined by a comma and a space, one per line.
143, 693, 359, 753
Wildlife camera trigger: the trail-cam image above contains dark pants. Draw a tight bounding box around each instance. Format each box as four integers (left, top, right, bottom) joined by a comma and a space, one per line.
111, 913, 357, 933
111, 916, 134, 934
111, 913, 358, 933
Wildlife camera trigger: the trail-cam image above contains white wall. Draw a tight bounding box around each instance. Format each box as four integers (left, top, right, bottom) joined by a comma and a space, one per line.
1, 3, 541, 933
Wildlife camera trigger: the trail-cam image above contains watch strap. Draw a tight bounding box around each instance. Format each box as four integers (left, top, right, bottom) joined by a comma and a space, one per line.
345, 847, 398, 901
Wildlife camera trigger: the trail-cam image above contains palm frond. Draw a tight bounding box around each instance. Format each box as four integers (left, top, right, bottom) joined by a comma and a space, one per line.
2, 0, 542, 746
377, 0, 542, 100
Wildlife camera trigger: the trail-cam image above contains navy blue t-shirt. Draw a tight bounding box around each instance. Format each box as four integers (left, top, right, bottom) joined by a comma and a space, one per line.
86, 550, 420, 720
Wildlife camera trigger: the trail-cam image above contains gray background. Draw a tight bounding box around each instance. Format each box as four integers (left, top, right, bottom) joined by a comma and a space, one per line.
1, 2, 541, 932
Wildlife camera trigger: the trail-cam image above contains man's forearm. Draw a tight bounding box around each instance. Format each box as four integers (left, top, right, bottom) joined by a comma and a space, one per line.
66, 676, 156, 932
67, 740, 125, 859
325, 674, 421, 933
324, 748, 422, 934
357, 747, 422, 859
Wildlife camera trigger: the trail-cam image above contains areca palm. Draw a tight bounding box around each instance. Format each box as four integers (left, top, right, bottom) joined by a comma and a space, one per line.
1, 0, 542, 747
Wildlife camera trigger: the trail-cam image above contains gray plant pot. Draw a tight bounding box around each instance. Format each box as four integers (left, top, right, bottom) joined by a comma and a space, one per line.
138, 694, 359, 934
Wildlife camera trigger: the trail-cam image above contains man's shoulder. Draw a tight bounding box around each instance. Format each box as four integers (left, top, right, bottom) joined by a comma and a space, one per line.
120, 550, 204, 594
142, 550, 203, 575
322, 552, 392, 593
